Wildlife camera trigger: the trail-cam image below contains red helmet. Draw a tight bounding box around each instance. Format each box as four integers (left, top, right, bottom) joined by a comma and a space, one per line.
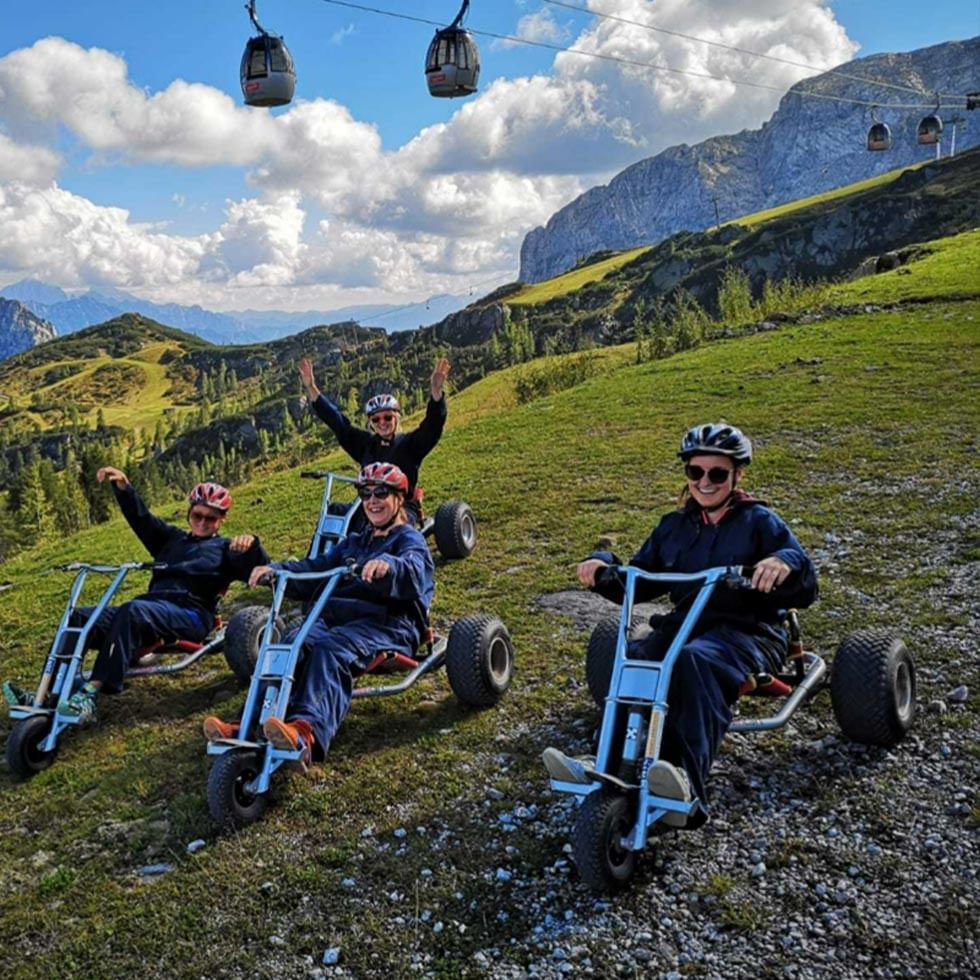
355, 462, 409, 495
189, 482, 233, 513
364, 393, 400, 417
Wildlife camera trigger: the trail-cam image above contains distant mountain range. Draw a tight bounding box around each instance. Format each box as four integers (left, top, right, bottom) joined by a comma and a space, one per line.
0, 278, 472, 358
520, 37, 980, 282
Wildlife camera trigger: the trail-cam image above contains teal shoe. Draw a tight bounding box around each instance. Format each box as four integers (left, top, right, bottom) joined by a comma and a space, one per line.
57, 683, 99, 725
3, 680, 34, 708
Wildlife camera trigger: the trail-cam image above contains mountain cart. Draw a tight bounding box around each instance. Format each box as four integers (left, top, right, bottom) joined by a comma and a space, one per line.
550, 564, 915, 892
206, 561, 514, 827
5, 561, 227, 778
222, 471, 477, 683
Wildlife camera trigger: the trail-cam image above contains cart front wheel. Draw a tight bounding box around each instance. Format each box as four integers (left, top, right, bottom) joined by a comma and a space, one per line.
6, 714, 59, 779
224, 606, 282, 684
831, 629, 916, 747
573, 789, 637, 892
207, 749, 269, 827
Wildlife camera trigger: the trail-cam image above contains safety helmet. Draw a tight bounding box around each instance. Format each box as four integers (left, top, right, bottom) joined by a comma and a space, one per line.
188, 481, 233, 512
355, 462, 409, 495
678, 423, 752, 465
364, 393, 400, 417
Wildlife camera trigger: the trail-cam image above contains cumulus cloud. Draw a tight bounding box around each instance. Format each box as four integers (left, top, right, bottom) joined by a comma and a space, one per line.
0, 2, 859, 305
0, 181, 206, 287
0, 37, 277, 167
0, 133, 61, 186
493, 9, 571, 49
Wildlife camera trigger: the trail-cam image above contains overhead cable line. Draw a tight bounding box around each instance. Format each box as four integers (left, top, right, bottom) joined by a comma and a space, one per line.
351, 270, 515, 328
316, 0, 962, 110
539, 0, 970, 101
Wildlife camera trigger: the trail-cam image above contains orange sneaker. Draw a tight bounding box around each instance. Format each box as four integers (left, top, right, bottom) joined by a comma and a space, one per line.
262, 717, 313, 771
202, 716, 239, 741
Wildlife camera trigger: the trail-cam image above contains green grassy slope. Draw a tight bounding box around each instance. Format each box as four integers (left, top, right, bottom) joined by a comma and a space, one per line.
1, 268, 977, 975
829, 227, 980, 304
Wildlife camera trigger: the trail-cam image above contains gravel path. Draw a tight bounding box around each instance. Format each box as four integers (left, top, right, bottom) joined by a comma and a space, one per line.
302, 518, 977, 980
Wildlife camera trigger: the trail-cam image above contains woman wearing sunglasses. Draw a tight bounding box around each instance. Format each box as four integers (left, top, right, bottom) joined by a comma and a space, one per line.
204, 462, 434, 767
298, 356, 451, 521
3, 467, 268, 724
544, 422, 818, 827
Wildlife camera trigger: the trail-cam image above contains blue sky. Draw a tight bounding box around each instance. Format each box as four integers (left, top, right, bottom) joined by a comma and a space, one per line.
1, 1, 976, 311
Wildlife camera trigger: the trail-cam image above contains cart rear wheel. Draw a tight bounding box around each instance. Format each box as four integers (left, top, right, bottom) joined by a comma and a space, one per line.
207, 749, 269, 827
831, 630, 915, 747
224, 606, 282, 684
573, 789, 637, 892
6, 714, 59, 779
433, 501, 477, 559
445, 615, 514, 707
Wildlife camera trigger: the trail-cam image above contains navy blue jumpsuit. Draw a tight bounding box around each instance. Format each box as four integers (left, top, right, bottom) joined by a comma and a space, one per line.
73, 484, 269, 693
310, 393, 446, 502
272, 522, 435, 756
591, 491, 818, 821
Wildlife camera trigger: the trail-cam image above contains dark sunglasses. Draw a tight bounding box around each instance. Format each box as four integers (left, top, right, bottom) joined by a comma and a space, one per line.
357, 485, 396, 500
371, 413, 397, 423
684, 463, 733, 484
189, 509, 222, 523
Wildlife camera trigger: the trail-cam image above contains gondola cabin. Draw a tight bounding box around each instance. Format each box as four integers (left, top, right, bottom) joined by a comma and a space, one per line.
241, 34, 296, 107
425, 27, 480, 98
866, 121, 892, 151
917, 113, 943, 145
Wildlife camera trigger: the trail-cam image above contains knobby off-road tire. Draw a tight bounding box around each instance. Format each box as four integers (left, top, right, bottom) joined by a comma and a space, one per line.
224, 606, 282, 684
573, 789, 637, 892
445, 615, 514, 707
6, 714, 59, 779
433, 501, 477, 559
207, 749, 269, 827
586, 617, 620, 709
831, 629, 916, 747
585, 615, 648, 709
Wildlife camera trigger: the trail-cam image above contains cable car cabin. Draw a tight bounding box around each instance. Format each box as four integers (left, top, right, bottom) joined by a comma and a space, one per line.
241, 34, 296, 107
866, 121, 892, 152
425, 28, 480, 98
917, 114, 943, 145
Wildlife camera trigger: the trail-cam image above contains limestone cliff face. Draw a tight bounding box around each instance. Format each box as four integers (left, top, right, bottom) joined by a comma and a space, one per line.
519, 37, 980, 282
0, 299, 57, 359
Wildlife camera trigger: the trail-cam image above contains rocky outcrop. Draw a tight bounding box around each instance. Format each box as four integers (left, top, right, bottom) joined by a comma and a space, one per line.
0, 299, 57, 359
520, 37, 980, 282
433, 304, 510, 347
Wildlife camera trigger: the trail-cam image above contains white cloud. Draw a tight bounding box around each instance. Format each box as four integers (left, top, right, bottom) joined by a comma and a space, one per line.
0, 181, 206, 287
0, 132, 61, 186
330, 24, 356, 45
493, 9, 571, 50
0, 37, 277, 167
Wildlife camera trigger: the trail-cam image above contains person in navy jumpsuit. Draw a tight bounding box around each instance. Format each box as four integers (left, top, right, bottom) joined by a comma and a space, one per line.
4, 468, 268, 723
544, 423, 818, 826
205, 462, 435, 765
298, 357, 450, 516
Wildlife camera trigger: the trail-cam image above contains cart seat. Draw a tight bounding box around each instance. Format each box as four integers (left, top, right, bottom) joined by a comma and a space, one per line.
133, 617, 223, 666
361, 627, 435, 676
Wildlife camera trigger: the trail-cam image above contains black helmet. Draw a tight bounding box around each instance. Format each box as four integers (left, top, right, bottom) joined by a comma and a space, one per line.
679, 423, 752, 465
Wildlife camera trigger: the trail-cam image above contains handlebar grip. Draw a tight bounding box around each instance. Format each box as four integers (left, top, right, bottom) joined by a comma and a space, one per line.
257, 570, 277, 587
300, 471, 327, 479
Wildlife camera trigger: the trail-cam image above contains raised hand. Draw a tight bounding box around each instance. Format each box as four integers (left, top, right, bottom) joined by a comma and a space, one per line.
430, 358, 451, 400
96, 466, 130, 489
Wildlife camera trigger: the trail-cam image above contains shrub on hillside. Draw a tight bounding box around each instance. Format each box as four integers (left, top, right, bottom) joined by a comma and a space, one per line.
513, 352, 601, 404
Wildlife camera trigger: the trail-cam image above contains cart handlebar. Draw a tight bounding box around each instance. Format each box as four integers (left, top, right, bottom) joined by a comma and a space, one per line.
56, 561, 166, 574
